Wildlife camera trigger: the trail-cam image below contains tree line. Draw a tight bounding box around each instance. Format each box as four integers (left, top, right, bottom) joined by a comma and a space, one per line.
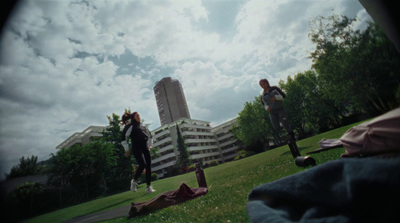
4, 112, 193, 220
232, 15, 400, 152
2, 113, 158, 221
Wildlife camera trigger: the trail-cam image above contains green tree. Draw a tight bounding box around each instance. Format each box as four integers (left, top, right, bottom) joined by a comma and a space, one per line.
100, 112, 134, 179
6, 155, 40, 179
234, 150, 255, 161
309, 14, 400, 117
280, 70, 341, 134
150, 147, 160, 159
175, 125, 191, 172
48, 141, 117, 198
279, 76, 307, 136
101, 113, 123, 146
348, 22, 400, 113
231, 97, 276, 152
11, 182, 44, 216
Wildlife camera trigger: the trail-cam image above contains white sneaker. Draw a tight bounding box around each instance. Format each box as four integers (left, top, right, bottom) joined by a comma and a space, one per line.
145, 185, 155, 193
130, 179, 138, 192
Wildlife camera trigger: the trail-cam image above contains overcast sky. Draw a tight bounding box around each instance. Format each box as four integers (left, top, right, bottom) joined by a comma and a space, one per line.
0, 0, 372, 179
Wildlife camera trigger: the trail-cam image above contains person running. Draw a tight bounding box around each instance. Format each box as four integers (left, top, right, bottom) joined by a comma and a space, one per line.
121, 111, 155, 193
259, 79, 301, 157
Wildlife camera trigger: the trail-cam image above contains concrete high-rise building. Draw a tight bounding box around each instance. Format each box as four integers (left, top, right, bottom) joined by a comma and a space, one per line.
154, 77, 191, 125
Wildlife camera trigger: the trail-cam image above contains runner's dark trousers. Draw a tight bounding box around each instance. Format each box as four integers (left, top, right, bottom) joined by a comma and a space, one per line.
132, 145, 152, 185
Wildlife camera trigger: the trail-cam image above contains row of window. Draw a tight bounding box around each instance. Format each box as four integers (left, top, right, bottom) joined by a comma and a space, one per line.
152, 157, 176, 168
190, 148, 219, 155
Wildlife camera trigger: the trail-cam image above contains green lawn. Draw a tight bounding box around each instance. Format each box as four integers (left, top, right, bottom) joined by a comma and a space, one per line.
25, 121, 363, 223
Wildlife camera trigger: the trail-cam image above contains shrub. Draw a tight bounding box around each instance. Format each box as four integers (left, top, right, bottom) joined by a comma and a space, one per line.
209, 160, 219, 167
151, 173, 158, 181
137, 172, 158, 183
188, 164, 196, 172
234, 150, 255, 160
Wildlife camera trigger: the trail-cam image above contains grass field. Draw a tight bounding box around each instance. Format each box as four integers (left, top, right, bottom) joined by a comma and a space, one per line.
25, 121, 363, 223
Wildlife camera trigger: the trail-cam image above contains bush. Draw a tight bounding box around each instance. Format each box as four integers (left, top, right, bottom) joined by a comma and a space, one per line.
234, 150, 255, 161
137, 172, 158, 183
151, 173, 158, 181
188, 164, 196, 172
209, 160, 219, 167
104, 177, 131, 194
7, 182, 46, 220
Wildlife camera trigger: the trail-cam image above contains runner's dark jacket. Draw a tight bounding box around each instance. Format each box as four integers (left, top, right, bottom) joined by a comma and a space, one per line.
121, 123, 151, 151
260, 86, 286, 112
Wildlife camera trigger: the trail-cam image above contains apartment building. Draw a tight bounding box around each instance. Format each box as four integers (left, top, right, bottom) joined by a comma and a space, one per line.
151, 118, 221, 178
56, 126, 105, 149
151, 117, 240, 178
212, 118, 239, 162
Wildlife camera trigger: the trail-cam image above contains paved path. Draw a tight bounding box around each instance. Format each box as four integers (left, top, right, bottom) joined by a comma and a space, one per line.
63, 205, 130, 223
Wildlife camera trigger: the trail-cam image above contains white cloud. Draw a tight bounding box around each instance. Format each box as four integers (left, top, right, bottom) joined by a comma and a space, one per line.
173, 60, 260, 124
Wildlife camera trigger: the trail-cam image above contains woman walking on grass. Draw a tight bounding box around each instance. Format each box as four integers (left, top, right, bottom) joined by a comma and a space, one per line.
121, 111, 155, 193
259, 79, 301, 157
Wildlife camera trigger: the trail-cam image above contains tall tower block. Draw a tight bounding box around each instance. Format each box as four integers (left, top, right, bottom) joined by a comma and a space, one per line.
154, 77, 191, 125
